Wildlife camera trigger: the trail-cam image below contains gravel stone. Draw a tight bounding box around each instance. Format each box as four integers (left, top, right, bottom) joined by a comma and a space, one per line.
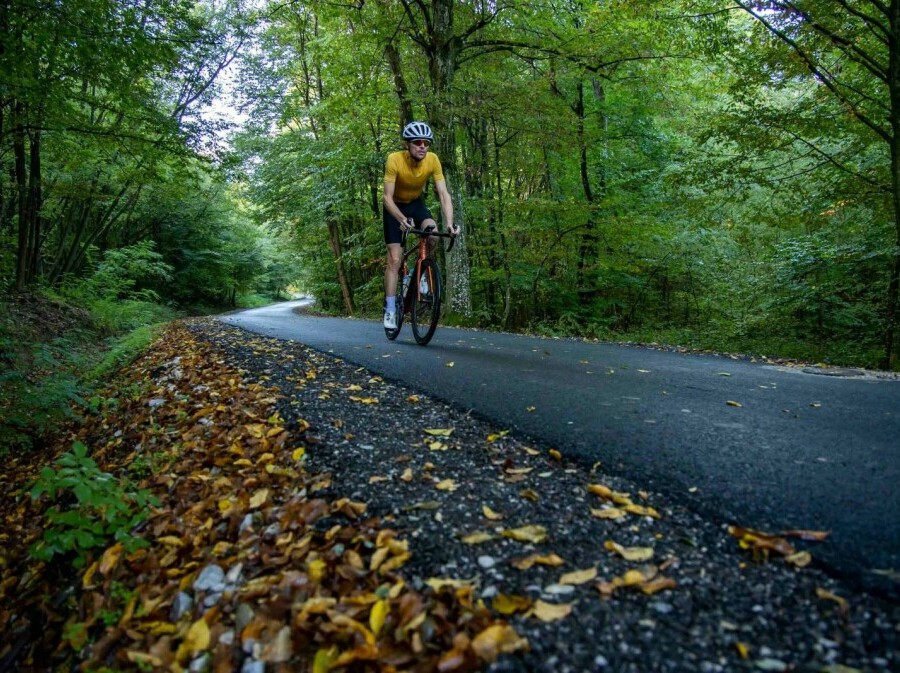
190, 319, 900, 673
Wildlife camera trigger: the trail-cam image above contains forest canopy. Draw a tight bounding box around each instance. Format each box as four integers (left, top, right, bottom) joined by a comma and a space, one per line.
2, 0, 897, 370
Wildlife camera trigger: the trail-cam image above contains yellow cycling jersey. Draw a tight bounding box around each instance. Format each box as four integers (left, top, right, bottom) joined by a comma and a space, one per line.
384, 151, 445, 203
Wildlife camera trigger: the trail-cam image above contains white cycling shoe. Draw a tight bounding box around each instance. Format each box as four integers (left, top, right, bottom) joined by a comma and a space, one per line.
383, 311, 397, 329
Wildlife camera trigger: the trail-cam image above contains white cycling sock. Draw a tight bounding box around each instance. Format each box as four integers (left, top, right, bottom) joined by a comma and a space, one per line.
386, 296, 396, 312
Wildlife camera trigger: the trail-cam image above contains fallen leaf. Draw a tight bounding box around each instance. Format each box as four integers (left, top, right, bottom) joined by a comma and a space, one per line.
424, 428, 453, 437
502, 525, 548, 544
99, 543, 124, 576
461, 531, 495, 544
559, 567, 597, 585
549, 449, 562, 461
446, 362, 455, 367
511, 553, 565, 570
471, 623, 529, 662
604, 540, 654, 562
815, 587, 849, 616
492, 594, 532, 615
726, 400, 743, 407
249, 488, 269, 509
527, 600, 572, 622
483, 505, 504, 520
176, 617, 210, 663
435, 479, 458, 492
591, 507, 627, 520
369, 599, 388, 635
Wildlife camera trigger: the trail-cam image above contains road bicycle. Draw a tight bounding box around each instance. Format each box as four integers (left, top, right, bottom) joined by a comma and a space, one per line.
385, 226, 455, 345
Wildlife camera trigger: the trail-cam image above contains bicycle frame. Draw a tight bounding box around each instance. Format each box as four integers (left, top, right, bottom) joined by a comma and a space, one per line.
400, 228, 454, 311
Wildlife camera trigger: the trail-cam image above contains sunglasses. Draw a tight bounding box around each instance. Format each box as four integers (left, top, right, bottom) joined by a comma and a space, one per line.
410, 139, 431, 147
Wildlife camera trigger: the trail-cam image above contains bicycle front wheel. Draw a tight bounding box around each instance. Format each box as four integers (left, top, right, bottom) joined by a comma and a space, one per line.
411, 258, 442, 345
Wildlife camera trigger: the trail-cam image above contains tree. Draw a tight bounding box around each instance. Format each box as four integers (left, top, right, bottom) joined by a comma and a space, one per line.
730, 0, 900, 367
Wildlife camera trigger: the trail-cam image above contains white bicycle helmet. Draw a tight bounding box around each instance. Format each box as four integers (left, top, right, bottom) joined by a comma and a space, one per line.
402, 121, 433, 141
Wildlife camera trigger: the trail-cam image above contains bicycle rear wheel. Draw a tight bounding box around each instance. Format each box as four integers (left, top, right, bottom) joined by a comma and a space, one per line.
385, 266, 405, 341
411, 258, 441, 345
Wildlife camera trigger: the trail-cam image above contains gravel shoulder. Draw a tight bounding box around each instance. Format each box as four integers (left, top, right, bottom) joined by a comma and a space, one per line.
199, 318, 898, 673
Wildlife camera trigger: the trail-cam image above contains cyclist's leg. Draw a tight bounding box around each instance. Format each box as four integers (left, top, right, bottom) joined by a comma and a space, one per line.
383, 205, 406, 325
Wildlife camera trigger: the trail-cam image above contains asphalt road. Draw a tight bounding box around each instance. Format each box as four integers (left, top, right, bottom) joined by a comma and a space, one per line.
219, 300, 900, 595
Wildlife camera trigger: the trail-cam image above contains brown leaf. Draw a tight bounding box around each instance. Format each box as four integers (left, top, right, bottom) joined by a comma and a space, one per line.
471, 623, 529, 662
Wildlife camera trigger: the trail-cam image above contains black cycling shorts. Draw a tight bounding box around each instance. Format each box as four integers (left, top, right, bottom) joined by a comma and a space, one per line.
383, 197, 434, 245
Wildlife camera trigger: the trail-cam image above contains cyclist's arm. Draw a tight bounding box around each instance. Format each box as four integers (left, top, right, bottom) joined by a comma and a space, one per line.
434, 179, 457, 234
383, 182, 411, 228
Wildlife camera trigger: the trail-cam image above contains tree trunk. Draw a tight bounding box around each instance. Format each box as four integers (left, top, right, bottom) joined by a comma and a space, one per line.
14, 105, 29, 291
327, 218, 355, 315
426, 0, 472, 316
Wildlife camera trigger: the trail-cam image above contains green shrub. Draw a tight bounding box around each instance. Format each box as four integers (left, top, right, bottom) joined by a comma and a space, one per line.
29, 442, 159, 568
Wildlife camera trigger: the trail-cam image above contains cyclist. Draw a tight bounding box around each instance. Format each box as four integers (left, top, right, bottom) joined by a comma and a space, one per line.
382, 121, 459, 330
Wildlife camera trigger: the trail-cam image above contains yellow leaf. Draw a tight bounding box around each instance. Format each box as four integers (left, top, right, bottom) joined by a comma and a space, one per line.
623, 503, 661, 519
604, 540, 654, 562
621, 569, 648, 586
461, 531, 495, 544
369, 475, 388, 484
527, 600, 572, 622
446, 362, 455, 367
292, 447, 306, 462
519, 489, 539, 502
502, 525, 548, 544
591, 507, 627, 520
425, 578, 472, 591
234, 458, 253, 467
312, 646, 339, 673
735, 642, 750, 659
559, 567, 598, 585
785, 550, 812, 567
549, 449, 562, 461
249, 489, 269, 509
349, 396, 379, 404
424, 428, 453, 436
346, 384, 363, 391
308, 558, 326, 582
369, 599, 388, 636
492, 594, 532, 615
511, 553, 565, 570
482, 505, 504, 520
640, 576, 677, 595
815, 587, 849, 614
523, 447, 540, 456
400, 468, 413, 482
726, 400, 743, 407
176, 618, 210, 662
487, 430, 509, 442
82, 561, 99, 588
428, 441, 448, 451
127, 652, 163, 667
407, 395, 420, 403
99, 543, 124, 576
435, 479, 458, 491
471, 623, 529, 662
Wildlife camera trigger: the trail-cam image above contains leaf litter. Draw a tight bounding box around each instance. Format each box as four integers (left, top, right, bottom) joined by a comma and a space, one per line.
0, 318, 897, 673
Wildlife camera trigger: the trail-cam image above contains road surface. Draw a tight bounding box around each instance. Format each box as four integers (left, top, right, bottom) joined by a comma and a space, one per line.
219, 301, 900, 595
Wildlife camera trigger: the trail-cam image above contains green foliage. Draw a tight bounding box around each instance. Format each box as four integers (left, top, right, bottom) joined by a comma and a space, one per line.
29, 442, 159, 568
86, 324, 167, 384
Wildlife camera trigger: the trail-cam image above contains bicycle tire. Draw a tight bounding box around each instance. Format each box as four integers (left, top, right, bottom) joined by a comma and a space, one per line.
384, 266, 405, 341
411, 258, 442, 345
